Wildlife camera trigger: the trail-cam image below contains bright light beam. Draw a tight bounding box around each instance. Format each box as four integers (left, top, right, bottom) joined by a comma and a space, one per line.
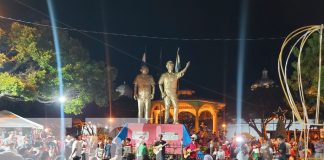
46, 0, 65, 158
58, 96, 66, 103
236, 0, 249, 134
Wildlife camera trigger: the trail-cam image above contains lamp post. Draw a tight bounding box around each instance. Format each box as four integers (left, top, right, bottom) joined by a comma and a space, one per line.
222, 123, 226, 140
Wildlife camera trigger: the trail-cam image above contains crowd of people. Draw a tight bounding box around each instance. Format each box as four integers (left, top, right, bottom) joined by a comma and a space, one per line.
0, 129, 65, 160
0, 126, 323, 160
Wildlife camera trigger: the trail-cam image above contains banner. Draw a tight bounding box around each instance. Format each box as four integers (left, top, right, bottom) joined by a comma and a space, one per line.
115, 123, 191, 154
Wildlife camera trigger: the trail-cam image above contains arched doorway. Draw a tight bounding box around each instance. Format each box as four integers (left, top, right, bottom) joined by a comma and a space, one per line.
178, 112, 195, 133
199, 111, 213, 132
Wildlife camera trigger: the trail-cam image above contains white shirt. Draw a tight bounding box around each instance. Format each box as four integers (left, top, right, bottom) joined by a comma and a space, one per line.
71, 140, 82, 158
204, 154, 213, 160
216, 150, 225, 160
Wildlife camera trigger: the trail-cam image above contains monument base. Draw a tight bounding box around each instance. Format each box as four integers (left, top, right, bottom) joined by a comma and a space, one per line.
114, 123, 191, 154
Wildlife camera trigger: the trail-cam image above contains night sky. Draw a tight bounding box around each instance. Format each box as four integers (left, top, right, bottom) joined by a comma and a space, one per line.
1, 0, 324, 114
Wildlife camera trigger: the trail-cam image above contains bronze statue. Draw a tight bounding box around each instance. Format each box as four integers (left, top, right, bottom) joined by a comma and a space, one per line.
159, 61, 190, 124
133, 65, 155, 123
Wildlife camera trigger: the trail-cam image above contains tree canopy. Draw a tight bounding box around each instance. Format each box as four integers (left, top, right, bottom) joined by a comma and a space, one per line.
289, 33, 324, 118
0, 22, 117, 114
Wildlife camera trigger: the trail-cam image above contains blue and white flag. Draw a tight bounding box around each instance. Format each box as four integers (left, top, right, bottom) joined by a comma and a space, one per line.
113, 123, 128, 144
182, 125, 192, 147
142, 52, 146, 63
175, 48, 181, 72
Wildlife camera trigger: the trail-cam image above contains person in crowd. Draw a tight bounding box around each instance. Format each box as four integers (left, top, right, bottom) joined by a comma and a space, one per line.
284, 139, 291, 159
110, 137, 123, 160
216, 146, 225, 160
81, 137, 88, 160
235, 141, 249, 160
297, 137, 305, 158
229, 140, 237, 160
0, 151, 24, 160
260, 140, 273, 160
3, 133, 16, 147
103, 137, 112, 160
308, 139, 315, 157
70, 134, 82, 160
185, 134, 199, 160
314, 138, 324, 159
288, 138, 297, 160
154, 134, 167, 160
208, 139, 214, 156
278, 136, 287, 160
39, 151, 50, 160
65, 135, 74, 159
95, 141, 104, 160
48, 145, 56, 159
203, 148, 213, 160
196, 147, 205, 160
136, 140, 148, 160
222, 141, 230, 159
122, 138, 133, 160
251, 144, 260, 160
212, 147, 217, 159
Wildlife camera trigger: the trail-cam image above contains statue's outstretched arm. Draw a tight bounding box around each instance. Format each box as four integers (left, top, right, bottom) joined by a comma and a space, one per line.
178, 61, 190, 78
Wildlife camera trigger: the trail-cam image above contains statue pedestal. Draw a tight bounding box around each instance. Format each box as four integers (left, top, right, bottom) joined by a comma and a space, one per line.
114, 123, 191, 154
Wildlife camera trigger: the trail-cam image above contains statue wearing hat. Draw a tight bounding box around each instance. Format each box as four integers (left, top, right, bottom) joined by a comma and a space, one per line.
134, 65, 155, 123
159, 60, 190, 124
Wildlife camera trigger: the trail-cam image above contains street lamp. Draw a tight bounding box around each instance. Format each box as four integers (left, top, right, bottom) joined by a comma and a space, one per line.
222, 123, 227, 140
108, 118, 113, 123
222, 123, 226, 128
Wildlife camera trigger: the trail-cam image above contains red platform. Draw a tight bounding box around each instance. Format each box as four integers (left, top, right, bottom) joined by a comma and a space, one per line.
116, 123, 190, 154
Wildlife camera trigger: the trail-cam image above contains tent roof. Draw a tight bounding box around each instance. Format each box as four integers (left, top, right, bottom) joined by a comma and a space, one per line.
0, 110, 43, 129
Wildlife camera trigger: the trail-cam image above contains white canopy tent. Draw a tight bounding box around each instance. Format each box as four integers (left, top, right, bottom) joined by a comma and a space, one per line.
0, 110, 43, 129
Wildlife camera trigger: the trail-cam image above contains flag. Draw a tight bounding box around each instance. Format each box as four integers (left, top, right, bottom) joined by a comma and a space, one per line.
182, 125, 192, 147
142, 52, 146, 63
113, 123, 128, 144
175, 48, 181, 72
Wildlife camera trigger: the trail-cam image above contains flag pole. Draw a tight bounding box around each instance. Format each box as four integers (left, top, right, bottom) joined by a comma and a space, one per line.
176, 47, 181, 92
159, 48, 163, 124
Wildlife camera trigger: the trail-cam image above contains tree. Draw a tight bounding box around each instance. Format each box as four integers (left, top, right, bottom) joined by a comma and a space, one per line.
289, 33, 324, 119
0, 22, 117, 114
242, 87, 281, 139
274, 118, 287, 138
241, 88, 294, 139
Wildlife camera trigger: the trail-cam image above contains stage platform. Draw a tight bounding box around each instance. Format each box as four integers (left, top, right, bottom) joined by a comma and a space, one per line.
113, 123, 191, 154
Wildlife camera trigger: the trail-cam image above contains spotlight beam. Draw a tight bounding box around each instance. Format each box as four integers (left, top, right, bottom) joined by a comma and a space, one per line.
46, 0, 65, 158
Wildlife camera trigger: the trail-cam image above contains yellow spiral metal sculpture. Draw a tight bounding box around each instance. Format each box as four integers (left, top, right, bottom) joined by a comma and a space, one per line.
278, 25, 323, 159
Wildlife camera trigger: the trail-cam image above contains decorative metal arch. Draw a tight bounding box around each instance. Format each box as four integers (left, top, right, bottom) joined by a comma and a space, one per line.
278, 24, 323, 159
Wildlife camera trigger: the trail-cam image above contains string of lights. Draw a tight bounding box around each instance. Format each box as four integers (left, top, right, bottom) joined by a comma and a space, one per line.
5, 0, 266, 107
0, 15, 285, 42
